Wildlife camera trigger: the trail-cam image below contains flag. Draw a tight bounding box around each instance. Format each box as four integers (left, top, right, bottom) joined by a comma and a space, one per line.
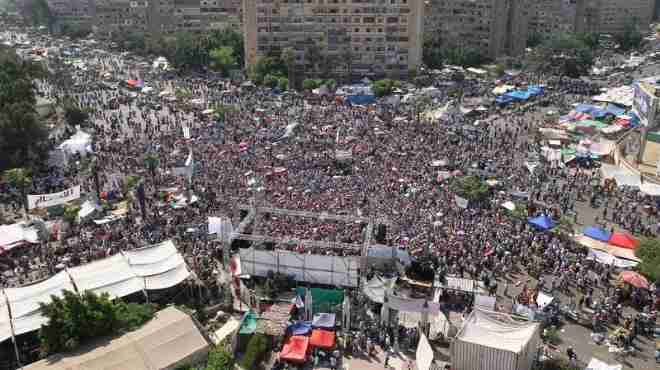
182, 124, 191, 139
295, 295, 305, 309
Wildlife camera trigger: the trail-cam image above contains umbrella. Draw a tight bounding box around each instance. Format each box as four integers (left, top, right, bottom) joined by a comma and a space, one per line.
618, 271, 649, 289
609, 232, 639, 250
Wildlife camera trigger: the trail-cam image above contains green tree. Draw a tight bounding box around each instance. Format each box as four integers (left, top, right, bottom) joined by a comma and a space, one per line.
3, 168, 32, 212
371, 79, 401, 97
206, 346, 234, 370
239, 333, 268, 369
62, 204, 80, 224
615, 16, 644, 51
448, 176, 489, 202
302, 78, 320, 91
39, 290, 155, 355
527, 32, 544, 48
209, 46, 237, 76
144, 152, 160, 186
422, 34, 444, 69
263, 74, 279, 89
281, 47, 296, 90
63, 99, 90, 127
277, 77, 289, 91
635, 238, 660, 282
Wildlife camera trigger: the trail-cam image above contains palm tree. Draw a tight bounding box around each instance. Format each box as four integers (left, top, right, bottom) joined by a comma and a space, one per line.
144, 152, 160, 186
282, 47, 296, 90
83, 157, 101, 202
3, 168, 32, 213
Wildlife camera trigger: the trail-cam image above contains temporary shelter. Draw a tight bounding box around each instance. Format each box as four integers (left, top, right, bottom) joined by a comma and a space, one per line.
583, 226, 611, 242
58, 130, 92, 157
618, 271, 649, 290
280, 335, 309, 364
0, 222, 40, 252
23, 306, 210, 370
309, 329, 336, 349
451, 309, 541, 370
608, 232, 638, 250
528, 215, 555, 231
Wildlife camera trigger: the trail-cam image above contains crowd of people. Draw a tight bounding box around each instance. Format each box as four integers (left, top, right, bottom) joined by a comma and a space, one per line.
0, 33, 658, 332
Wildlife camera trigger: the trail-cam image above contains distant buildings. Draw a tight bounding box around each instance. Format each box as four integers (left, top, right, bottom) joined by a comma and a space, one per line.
581, 0, 655, 35
243, 0, 424, 79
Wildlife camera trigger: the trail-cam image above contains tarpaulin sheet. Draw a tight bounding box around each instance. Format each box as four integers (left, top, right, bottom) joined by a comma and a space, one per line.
362, 276, 397, 303
367, 244, 412, 265
0, 222, 40, 250
296, 288, 344, 313
608, 232, 638, 250
280, 335, 309, 364
387, 296, 440, 313
312, 313, 336, 328
4, 270, 75, 336
575, 104, 608, 118
309, 329, 335, 349
287, 321, 312, 336
66, 254, 144, 299
528, 215, 555, 230
583, 226, 611, 242
239, 310, 258, 335
123, 240, 191, 290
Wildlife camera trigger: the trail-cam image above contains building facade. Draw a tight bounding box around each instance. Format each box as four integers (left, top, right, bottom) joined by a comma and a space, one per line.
579, 0, 654, 35
243, 0, 424, 79
529, 0, 583, 35
47, 0, 96, 29
424, 0, 531, 60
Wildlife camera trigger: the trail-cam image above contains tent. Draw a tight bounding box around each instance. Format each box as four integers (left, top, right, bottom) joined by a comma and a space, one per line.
583, 226, 611, 242
608, 232, 638, 250
295, 288, 344, 314
0, 222, 40, 251
23, 307, 209, 370
574, 104, 608, 118
451, 310, 541, 370
309, 329, 336, 349
58, 130, 92, 157
312, 313, 336, 329
280, 335, 309, 364
528, 215, 555, 231
287, 321, 312, 336
585, 358, 622, 370
362, 275, 397, 303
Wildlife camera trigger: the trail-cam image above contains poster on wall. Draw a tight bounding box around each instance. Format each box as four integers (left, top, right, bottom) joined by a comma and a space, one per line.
27, 185, 81, 210
633, 82, 658, 127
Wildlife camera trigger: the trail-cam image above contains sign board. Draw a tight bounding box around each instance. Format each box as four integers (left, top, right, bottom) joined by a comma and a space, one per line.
28, 185, 81, 210
633, 82, 658, 127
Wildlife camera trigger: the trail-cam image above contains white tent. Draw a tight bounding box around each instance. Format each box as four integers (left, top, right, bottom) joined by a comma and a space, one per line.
416, 332, 434, 370
58, 130, 92, 157
451, 309, 541, 370
585, 358, 622, 370
0, 222, 40, 251
4, 270, 76, 336
67, 254, 144, 299
123, 240, 191, 290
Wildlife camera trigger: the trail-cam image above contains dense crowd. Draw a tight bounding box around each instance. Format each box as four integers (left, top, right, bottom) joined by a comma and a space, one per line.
0, 35, 658, 328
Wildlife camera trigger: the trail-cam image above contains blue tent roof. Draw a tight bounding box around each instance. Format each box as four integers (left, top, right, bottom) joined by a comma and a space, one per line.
527, 85, 544, 96
574, 104, 607, 118
528, 215, 555, 231
345, 94, 376, 105
287, 321, 312, 336
604, 103, 626, 117
505, 90, 531, 101
583, 226, 611, 242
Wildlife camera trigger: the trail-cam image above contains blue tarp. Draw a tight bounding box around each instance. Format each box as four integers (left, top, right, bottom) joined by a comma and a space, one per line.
527, 85, 544, 96
583, 226, 611, 242
505, 90, 532, 101
287, 321, 312, 336
575, 104, 607, 118
604, 103, 626, 117
496, 95, 515, 105
528, 215, 555, 231
345, 94, 376, 105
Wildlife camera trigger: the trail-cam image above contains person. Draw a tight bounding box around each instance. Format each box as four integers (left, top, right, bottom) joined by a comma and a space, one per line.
567, 346, 577, 366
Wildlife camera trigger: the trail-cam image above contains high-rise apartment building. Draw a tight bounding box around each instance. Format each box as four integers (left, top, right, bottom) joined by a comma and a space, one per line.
529, 0, 583, 35
94, 0, 149, 34
47, 0, 96, 28
580, 0, 654, 35
424, 0, 531, 60
150, 0, 242, 34
242, 0, 424, 79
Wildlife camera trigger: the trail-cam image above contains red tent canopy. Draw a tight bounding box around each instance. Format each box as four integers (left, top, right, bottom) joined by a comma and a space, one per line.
608, 232, 639, 250
126, 79, 138, 86
280, 335, 309, 364
309, 329, 335, 349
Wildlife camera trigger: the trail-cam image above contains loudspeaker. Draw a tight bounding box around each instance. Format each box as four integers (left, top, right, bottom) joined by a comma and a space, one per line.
375, 224, 386, 243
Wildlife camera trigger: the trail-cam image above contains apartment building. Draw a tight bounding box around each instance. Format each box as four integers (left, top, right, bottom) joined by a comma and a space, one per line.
151, 0, 242, 34
580, 0, 654, 35
94, 0, 149, 34
424, 0, 531, 60
529, 0, 583, 35
243, 0, 424, 78
47, 0, 96, 28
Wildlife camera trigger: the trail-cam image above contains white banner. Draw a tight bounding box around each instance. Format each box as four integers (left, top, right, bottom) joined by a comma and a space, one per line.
28, 185, 81, 210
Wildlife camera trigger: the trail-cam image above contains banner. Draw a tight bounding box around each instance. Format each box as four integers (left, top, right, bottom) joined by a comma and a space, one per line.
28, 185, 81, 210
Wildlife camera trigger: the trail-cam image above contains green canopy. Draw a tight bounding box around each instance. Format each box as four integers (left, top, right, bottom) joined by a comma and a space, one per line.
296, 287, 344, 314
576, 120, 608, 129
239, 310, 258, 334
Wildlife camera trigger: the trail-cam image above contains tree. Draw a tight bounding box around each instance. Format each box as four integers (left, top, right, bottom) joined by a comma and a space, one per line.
448, 176, 489, 202
615, 16, 644, 51
3, 168, 32, 212
304, 38, 322, 75
239, 333, 268, 369
302, 78, 321, 91
422, 34, 443, 69
62, 204, 80, 224
635, 238, 660, 282
527, 32, 544, 48
263, 74, 279, 89
39, 290, 155, 356
209, 46, 237, 76
281, 47, 296, 90
371, 79, 401, 97
0, 49, 49, 170
206, 346, 234, 370
144, 152, 160, 186
63, 99, 89, 127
